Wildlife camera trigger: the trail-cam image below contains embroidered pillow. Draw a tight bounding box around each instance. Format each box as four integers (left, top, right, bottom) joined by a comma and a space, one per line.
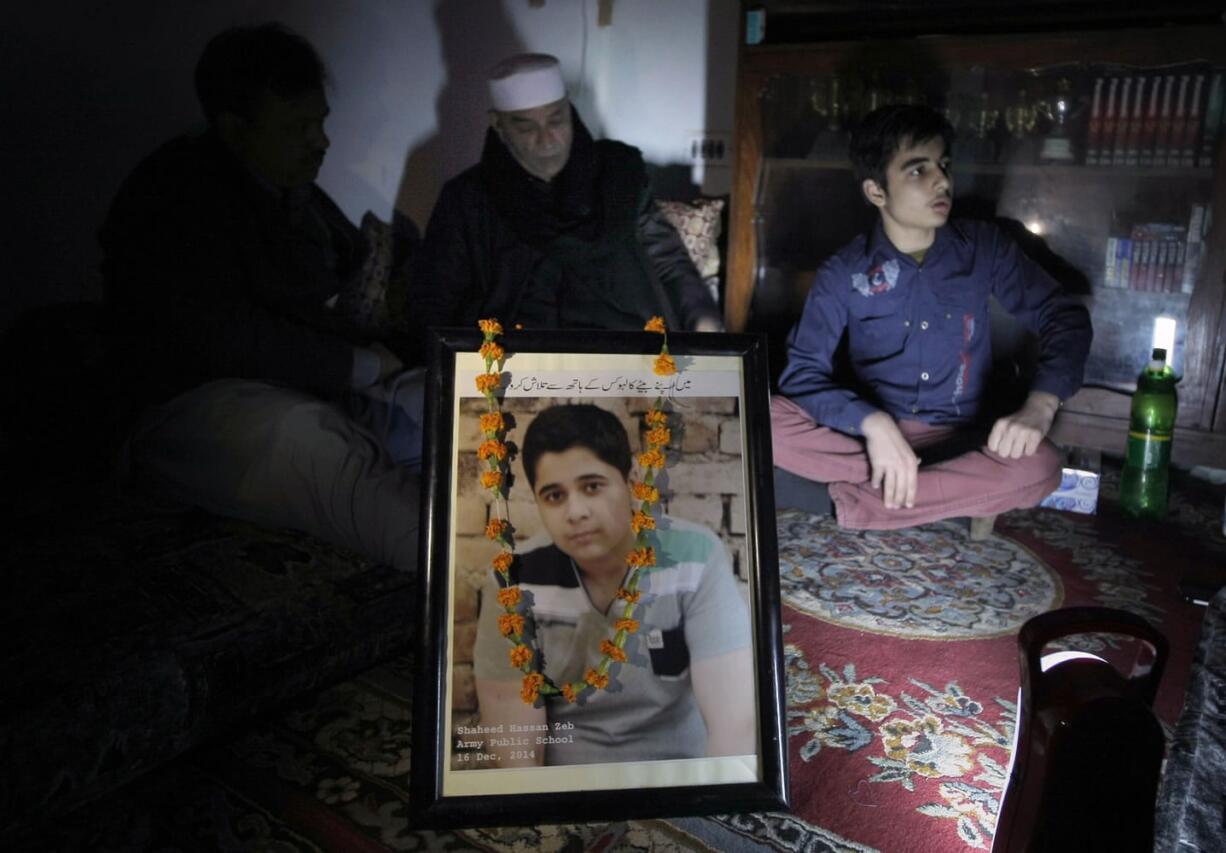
656, 197, 725, 280
335, 211, 413, 336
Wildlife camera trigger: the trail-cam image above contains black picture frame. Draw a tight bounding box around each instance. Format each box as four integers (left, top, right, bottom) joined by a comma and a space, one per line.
409, 328, 787, 829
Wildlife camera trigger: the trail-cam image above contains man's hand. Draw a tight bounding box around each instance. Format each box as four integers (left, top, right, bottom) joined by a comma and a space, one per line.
861, 411, 919, 509
693, 316, 723, 333
987, 390, 1060, 459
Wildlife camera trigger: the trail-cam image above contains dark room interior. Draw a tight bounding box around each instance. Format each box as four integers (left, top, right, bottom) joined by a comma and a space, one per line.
3, 2, 1225, 851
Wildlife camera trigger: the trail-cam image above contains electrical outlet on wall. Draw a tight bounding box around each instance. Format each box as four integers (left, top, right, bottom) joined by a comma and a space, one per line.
688, 133, 731, 165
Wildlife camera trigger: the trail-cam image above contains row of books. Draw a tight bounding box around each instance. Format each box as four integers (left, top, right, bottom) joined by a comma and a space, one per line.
1086, 69, 1224, 169
1102, 205, 1208, 293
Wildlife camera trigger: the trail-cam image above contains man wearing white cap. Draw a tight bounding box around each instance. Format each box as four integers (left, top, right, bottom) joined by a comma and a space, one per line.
412, 53, 722, 341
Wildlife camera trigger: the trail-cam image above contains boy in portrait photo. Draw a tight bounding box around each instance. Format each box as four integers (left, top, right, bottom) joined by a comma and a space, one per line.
469, 403, 755, 767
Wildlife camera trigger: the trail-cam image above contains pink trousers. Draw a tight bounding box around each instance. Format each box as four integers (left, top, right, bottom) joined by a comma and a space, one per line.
771, 395, 1062, 530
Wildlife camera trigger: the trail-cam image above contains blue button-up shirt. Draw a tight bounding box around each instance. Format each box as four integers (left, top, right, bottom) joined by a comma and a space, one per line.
777, 219, 1092, 434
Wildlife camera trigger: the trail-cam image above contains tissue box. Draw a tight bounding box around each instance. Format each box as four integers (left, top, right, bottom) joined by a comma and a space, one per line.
1039, 448, 1101, 514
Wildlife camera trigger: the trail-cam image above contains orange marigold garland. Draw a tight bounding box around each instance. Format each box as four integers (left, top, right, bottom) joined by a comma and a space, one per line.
475, 372, 501, 394
630, 510, 655, 534
584, 668, 610, 690
520, 672, 545, 703
637, 448, 666, 471
479, 316, 676, 705
653, 352, 677, 377
497, 612, 526, 637
631, 481, 659, 503
477, 439, 508, 461
485, 518, 509, 543
600, 639, 628, 663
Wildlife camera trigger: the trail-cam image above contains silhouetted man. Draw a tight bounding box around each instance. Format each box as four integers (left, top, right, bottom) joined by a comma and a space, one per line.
413, 53, 722, 342
101, 23, 420, 571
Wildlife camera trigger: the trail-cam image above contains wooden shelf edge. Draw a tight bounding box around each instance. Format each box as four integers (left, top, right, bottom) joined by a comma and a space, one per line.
763, 158, 1214, 179
1050, 409, 1226, 468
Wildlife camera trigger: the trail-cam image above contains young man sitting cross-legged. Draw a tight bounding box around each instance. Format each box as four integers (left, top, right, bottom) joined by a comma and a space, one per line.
771, 104, 1092, 532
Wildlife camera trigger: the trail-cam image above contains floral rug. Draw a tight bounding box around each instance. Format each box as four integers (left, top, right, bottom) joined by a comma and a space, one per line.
30, 468, 1226, 853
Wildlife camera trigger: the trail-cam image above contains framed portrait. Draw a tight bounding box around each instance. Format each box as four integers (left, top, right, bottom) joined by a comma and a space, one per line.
410, 328, 787, 829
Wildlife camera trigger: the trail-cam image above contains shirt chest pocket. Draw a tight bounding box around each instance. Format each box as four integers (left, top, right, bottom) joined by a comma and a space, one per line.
848, 292, 909, 362
932, 286, 986, 346
646, 624, 691, 680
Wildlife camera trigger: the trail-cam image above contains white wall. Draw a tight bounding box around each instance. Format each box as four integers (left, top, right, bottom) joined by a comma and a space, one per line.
3, 0, 739, 334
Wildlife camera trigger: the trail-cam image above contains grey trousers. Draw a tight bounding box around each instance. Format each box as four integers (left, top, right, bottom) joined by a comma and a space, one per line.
121, 379, 420, 572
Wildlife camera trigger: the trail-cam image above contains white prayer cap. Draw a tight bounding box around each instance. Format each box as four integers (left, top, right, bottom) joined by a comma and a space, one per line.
488, 53, 566, 112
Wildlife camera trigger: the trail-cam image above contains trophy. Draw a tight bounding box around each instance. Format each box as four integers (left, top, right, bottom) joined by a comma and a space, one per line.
1039, 77, 1076, 162
975, 91, 1006, 163
806, 76, 844, 160
1005, 87, 1040, 163
1005, 89, 1035, 140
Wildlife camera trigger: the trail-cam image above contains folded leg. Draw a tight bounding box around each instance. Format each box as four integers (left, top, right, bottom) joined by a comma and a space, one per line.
771, 395, 1061, 530
122, 379, 420, 572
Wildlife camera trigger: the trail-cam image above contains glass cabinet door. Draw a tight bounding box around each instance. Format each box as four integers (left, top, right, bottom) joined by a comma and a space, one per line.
751, 56, 1223, 430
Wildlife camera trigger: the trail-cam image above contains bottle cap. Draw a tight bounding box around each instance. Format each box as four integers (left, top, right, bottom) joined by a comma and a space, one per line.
1151, 347, 1166, 361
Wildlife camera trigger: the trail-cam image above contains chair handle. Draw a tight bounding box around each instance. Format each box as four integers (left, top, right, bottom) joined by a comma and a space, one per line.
1018, 606, 1168, 707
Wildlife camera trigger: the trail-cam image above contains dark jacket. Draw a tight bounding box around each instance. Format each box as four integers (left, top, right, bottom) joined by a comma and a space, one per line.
100, 132, 392, 407
412, 111, 719, 354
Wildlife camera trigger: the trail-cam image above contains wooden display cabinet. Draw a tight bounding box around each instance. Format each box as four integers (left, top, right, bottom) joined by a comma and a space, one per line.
727, 11, 1226, 467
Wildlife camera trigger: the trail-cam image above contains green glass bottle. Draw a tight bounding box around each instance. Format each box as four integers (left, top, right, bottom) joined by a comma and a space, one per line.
1119, 348, 1178, 519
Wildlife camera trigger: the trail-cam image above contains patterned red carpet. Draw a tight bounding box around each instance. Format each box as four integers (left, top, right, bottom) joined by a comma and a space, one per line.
779, 501, 1207, 852
29, 468, 1226, 852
